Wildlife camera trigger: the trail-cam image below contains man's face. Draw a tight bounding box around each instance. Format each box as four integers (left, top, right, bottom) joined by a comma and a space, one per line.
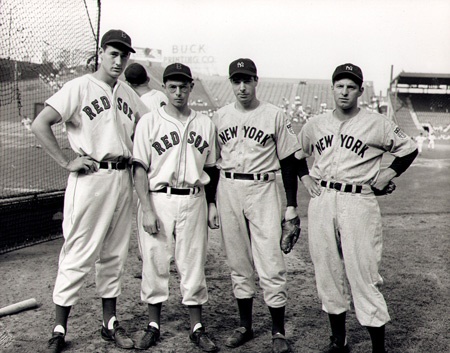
332, 78, 363, 111
164, 79, 193, 108
99, 45, 130, 79
230, 74, 258, 105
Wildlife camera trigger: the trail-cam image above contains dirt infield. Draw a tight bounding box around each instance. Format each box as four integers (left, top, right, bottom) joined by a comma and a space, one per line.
0, 144, 448, 353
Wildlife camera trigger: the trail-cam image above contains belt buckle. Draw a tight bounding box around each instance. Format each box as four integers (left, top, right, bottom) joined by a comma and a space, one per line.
260, 172, 273, 182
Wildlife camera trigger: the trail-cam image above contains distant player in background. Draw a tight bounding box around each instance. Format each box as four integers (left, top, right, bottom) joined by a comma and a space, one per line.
125, 62, 168, 110
415, 132, 426, 153
427, 132, 436, 150
32, 29, 148, 353
296, 63, 418, 353
210, 58, 303, 353
132, 63, 218, 352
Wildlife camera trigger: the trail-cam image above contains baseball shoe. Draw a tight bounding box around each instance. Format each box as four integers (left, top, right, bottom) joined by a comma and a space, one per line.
272, 332, 291, 353
323, 336, 350, 353
134, 325, 160, 350
189, 326, 218, 352
225, 326, 254, 348
100, 321, 134, 349
47, 332, 65, 353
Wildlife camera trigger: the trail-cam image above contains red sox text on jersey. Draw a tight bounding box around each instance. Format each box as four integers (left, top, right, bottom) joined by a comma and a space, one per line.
82, 96, 135, 121
152, 130, 210, 156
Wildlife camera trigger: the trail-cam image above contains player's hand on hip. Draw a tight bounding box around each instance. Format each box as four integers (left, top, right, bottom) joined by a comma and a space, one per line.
372, 168, 396, 190
142, 210, 160, 235
65, 156, 98, 173
301, 175, 321, 197
208, 203, 220, 229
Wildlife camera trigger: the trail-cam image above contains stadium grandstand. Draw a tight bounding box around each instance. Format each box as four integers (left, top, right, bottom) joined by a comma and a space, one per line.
134, 60, 377, 130
387, 72, 450, 139
0, 15, 450, 254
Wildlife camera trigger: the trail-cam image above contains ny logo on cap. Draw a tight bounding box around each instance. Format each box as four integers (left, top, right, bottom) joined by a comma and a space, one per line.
237, 62, 244, 68
176, 63, 183, 69
346, 65, 353, 71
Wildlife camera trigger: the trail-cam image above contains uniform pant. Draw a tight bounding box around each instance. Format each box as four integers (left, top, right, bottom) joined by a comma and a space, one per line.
308, 187, 391, 327
53, 168, 133, 306
217, 176, 287, 308
137, 189, 208, 306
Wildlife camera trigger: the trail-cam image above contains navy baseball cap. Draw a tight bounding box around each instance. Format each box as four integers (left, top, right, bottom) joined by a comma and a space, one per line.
229, 58, 257, 78
163, 63, 193, 82
101, 29, 135, 53
124, 63, 148, 85
332, 63, 363, 85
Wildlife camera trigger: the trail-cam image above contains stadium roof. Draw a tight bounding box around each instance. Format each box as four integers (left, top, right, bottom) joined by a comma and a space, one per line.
392, 72, 450, 86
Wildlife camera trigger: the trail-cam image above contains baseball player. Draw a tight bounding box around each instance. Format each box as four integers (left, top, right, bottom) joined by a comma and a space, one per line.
132, 63, 218, 352
124, 62, 168, 111
414, 132, 426, 153
31, 29, 148, 353
296, 63, 418, 353
209, 58, 303, 353
427, 132, 436, 149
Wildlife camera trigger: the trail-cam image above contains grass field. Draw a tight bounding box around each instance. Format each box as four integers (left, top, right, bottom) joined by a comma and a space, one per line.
0, 140, 448, 353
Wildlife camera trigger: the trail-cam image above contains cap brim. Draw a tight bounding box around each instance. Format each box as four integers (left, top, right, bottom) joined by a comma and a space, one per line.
163, 72, 193, 81
103, 40, 136, 53
229, 70, 257, 78
333, 72, 363, 84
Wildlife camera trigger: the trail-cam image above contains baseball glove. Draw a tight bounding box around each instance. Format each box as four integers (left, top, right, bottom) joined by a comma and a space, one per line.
280, 216, 301, 254
371, 180, 396, 196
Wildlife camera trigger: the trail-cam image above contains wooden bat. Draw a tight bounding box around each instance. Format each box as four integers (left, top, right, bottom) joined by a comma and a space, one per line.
0, 298, 38, 317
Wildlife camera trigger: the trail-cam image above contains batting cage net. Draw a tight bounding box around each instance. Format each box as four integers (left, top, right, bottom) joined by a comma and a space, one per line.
0, 0, 100, 253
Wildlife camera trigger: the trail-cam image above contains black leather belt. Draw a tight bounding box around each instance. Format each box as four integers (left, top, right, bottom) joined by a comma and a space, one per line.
99, 161, 129, 170
320, 180, 362, 193
154, 187, 200, 195
224, 172, 273, 181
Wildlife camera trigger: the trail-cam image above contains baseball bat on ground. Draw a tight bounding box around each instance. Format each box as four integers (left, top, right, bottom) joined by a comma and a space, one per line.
0, 298, 38, 317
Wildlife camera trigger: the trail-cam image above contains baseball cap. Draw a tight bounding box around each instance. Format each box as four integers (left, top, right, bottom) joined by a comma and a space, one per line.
124, 63, 148, 85
163, 63, 193, 82
101, 29, 135, 53
332, 63, 363, 85
229, 58, 257, 78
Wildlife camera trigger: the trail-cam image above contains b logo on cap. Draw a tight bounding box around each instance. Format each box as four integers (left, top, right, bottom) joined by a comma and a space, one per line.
176, 64, 183, 69
237, 62, 244, 68
346, 65, 353, 71
121, 32, 127, 39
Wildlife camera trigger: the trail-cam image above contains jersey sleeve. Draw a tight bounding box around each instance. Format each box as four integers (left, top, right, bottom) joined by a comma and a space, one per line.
45, 79, 82, 123
295, 121, 313, 159
204, 121, 218, 167
383, 119, 418, 157
274, 110, 301, 160
132, 114, 153, 170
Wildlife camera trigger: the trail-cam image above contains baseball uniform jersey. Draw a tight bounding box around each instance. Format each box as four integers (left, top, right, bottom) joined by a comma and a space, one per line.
133, 107, 217, 305
140, 90, 168, 111
47, 74, 148, 306
297, 109, 417, 326
213, 101, 301, 307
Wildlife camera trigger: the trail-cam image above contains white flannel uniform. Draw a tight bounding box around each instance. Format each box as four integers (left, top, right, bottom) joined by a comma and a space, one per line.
133, 108, 217, 305
213, 101, 301, 308
48, 74, 148, 306
297, 109, 417, 326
